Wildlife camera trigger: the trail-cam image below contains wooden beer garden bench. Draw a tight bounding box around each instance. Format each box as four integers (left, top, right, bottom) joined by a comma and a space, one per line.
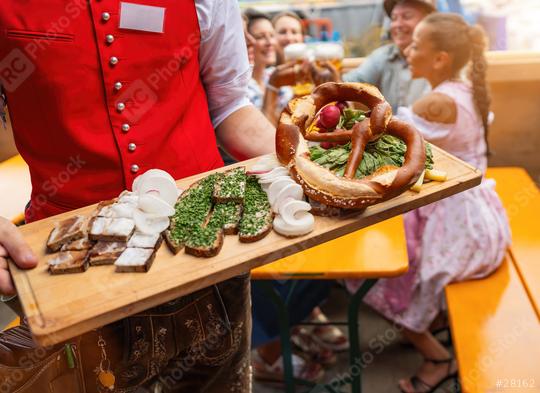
446, 167, 540, 392
0, 155, 31, 225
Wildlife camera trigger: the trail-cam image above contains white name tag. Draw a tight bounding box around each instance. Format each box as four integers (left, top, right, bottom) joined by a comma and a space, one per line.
119, 2, 165, 33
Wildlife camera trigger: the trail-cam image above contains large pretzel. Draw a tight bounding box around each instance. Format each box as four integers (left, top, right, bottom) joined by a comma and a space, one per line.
276, 82, 426, 210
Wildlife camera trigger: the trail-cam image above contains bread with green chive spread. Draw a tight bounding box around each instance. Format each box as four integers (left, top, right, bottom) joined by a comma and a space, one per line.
184, 226, 225, 258
213, 167, 246, 203
165, 174, 218, 254
239, 176, 273, 243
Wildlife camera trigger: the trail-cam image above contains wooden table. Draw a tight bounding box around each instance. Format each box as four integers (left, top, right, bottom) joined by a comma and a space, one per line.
252, 216, 407, 393
9, 146, 482, 346
252, 215, 407, 280
0, 155, 31, 223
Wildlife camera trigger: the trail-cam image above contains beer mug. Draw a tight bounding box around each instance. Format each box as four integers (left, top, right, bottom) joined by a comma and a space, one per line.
314, 42, 344, 71
284, 43, 314, 96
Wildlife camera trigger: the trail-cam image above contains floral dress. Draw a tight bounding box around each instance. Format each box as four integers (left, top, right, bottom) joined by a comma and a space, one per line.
346, 80, 511, 332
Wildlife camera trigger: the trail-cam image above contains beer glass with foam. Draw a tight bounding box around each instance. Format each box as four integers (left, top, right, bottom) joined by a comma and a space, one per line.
284, 43, 314, 96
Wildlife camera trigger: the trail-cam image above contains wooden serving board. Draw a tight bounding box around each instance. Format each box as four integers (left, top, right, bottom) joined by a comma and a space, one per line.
10, 146, 481, 346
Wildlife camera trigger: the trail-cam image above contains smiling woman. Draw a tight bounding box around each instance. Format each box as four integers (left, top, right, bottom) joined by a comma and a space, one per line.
245, 9, 277, 98
272, 11, 304, 65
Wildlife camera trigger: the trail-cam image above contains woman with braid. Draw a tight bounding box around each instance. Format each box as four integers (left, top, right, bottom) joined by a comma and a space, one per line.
347, 13, 510, 392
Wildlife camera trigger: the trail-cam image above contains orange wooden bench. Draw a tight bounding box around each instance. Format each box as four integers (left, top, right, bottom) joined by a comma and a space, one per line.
0, 155, 29, 331
2, 317, 20, 331
446, 168, 540, 393
0, 154, 31, 225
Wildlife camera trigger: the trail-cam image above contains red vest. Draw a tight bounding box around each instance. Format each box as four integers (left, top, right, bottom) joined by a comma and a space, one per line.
0, 1, 223, 222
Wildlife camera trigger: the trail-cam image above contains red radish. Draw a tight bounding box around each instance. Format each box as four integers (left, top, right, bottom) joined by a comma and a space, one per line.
336, 101, 348, 112
318, 105, 341, 129
320, 142, 334, 149
316, 121, 328, 132
246, 170, 271, 175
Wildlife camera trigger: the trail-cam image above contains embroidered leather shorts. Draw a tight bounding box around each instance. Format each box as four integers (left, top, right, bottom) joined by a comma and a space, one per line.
0, 274, 252, 393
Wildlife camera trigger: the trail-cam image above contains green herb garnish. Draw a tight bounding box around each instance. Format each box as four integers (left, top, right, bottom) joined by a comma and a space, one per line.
309, 135, 434, 179
239, 176, 272, 237
337, 108, 366, 130
215, 167, 246, 200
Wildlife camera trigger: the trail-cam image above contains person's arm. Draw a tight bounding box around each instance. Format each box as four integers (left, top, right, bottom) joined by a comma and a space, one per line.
395, 92, 456, 145
197, 0, 275, 160
216, 105, 275, 161
0, 217, 37, 296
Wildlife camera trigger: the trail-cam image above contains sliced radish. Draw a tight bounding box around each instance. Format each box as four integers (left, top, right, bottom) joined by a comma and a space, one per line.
273, 214, 314, 237
256, 155, 280, 166
138, 176, 179, 207
250, 160, 280, 173
268, 178, 297, 205
272, 183, 304, 213
279, 200, 312, 226
246, 169, 271, 176
133, 209, 170, 234
258, 174, 292, 186
258, 167, 289, 181
132, 169, 176, 193
138, 194, 175, 217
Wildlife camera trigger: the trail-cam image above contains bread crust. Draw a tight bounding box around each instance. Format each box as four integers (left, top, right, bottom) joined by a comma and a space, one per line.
164, 231, 184, 255
185, 230, 224, 258
114, 248, 157, 273
46, 215, 88, 253
48, 251, 89, 275
276, 82, 426, 210
239, 222, 272, 243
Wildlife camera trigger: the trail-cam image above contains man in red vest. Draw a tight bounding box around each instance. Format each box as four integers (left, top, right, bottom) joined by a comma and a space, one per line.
0, 1, 274, 391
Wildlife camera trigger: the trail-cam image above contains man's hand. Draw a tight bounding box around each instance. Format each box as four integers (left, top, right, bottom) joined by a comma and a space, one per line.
268, 63, 297, 89
268, 61, 341, 89
0, 217, 37, 296
309, 61, 341, 86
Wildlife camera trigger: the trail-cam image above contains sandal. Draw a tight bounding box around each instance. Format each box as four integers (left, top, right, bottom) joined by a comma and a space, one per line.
309, 309, 349, 352
291, 326, 337, 366
399, 357, 458, 393
252, 350, 325, 385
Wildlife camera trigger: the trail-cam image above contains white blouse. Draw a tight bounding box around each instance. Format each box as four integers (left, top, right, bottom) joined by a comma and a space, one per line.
196, 0, 251, 128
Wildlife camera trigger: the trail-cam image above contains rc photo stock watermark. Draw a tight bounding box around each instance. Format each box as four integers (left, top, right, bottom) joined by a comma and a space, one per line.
0, 0, 88, 93
0, 49, 36, 93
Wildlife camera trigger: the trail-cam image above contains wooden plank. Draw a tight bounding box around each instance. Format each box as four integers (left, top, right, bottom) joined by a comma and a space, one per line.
446, 254, 540, 393
0, 155, 31, 222
9, 146, 481, 346
487, 167, 540, 320
252, 215, 407, 280
342, 51, 540, 82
